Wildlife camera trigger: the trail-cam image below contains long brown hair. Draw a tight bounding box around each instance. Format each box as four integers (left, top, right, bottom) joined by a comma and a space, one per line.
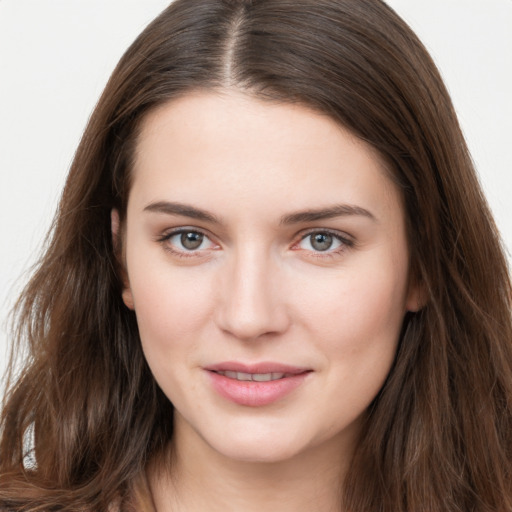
1, 1, 511, 510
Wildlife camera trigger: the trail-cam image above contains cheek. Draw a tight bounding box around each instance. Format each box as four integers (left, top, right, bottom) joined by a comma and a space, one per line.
298, 263, 408, 425
128, 267, 218, 402
295, 256, 408, 355
127, 262, 216, 356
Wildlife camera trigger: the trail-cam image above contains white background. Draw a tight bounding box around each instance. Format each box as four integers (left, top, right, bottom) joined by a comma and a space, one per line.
1, 1, 511, 381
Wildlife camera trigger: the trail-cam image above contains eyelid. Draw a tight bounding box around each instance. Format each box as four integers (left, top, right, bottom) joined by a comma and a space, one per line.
156, 225, 354, 259
291, 228, 355, 253
157, 225, 209, 241
156, 226, 219, 257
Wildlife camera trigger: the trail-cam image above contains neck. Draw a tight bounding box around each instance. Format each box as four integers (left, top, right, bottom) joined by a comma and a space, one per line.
148, 417, 358, 512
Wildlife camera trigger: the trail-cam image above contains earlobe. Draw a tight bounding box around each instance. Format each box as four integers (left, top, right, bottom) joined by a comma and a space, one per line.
122, 288, 135, 310
111, 209, 135, 311
406, 279, 427, 312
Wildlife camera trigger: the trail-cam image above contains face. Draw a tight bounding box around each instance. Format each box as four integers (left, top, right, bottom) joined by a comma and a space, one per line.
118, 91, 420, 465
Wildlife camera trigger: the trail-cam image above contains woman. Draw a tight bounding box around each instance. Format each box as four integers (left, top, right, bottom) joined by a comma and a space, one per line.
1, 0, 511, 510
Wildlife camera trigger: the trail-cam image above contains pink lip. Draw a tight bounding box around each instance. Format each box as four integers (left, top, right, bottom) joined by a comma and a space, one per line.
204, 361, 309, 374
204, 361, 312, 407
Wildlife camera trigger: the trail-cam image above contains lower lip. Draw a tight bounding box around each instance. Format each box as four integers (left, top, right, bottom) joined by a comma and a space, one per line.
206, 371, 310, 407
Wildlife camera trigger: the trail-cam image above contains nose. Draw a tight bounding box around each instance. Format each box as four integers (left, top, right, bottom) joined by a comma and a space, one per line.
214, 248, 291, 341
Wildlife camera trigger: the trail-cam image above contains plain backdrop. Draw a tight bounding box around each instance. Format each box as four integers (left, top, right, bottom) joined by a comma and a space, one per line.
1, 1, 511, 383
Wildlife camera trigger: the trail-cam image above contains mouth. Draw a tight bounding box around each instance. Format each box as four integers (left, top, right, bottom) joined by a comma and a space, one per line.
212, 371, 297, 382
204, 362, 312, 407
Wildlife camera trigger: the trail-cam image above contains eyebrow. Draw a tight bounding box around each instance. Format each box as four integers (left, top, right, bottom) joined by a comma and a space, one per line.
280, 204, 376, 225
143, 201, 221, 224
143, 201, 376, 225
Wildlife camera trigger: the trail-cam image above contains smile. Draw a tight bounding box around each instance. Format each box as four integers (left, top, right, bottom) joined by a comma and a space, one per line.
213, 371, 289, 382
205, 362, 312, 407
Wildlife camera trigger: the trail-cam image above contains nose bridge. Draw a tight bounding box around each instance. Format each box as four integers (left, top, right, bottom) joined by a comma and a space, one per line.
215, 241, 289, 340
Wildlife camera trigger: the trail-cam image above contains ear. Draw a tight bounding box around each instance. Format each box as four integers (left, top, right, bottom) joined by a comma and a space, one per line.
111, 209, 135, 310
405, 276, 427, 313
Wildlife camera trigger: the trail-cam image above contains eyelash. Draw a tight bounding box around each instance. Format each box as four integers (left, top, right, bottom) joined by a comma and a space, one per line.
156, 227, 354, 259
293, 229, 354, 258
156, 227, 217, 259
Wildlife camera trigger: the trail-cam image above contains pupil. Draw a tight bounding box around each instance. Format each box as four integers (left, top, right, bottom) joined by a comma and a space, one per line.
311, 233, 332, 251
181, 232, 203, 250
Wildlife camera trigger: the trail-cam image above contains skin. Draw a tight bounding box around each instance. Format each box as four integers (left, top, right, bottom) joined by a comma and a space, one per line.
115, 90, 421, 511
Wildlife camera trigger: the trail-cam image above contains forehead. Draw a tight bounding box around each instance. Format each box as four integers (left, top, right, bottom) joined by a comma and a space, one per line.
129, 90, 402, 224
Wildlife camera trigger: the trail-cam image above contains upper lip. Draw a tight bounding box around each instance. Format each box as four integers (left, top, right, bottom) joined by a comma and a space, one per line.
204, 361, 311, 375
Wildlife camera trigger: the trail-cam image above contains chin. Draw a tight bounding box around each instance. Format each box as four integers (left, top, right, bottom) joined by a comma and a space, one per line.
201, 420, 318, 465
215, 439, 304, 464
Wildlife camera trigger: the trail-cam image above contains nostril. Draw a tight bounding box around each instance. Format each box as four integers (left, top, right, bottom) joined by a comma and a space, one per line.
214, 258, 291, 339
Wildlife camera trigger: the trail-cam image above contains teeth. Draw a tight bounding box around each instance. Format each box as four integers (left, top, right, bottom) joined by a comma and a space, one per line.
253, 372, 285, 382
217, 371, 287, 382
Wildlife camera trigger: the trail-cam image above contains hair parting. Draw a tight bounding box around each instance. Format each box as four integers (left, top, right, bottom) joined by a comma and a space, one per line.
1, 1, 511, 510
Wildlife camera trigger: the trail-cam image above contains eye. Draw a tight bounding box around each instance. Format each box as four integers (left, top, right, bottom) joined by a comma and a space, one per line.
295, 230, 352, 253
176, 231, 206, 250
159, 229, 217, 254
